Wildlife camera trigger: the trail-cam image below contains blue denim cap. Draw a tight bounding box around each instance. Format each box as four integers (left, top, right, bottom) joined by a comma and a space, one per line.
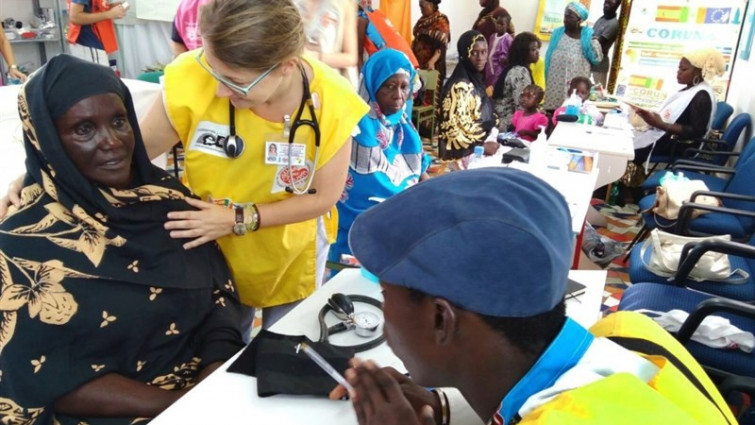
349, 167, 573, 318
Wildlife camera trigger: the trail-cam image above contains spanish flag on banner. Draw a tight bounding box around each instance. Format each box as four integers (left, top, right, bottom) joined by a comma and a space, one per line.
655, 6, 689, 23
629, 75, 664, 90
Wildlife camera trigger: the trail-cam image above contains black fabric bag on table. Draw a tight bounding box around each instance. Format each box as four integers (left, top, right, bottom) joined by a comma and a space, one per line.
227, 329, 354, 397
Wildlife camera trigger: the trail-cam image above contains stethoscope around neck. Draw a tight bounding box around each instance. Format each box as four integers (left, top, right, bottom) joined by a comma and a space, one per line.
224, 62, 321, 195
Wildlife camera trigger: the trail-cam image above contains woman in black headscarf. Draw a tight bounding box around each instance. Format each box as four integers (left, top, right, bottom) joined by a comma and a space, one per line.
438, 30, 498, 163
0, 54, 243, 424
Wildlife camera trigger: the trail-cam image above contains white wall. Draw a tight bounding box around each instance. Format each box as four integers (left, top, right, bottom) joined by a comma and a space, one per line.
722, 36, 755, 150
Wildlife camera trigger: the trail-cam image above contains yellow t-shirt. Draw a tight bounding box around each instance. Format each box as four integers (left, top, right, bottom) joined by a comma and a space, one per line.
531, 57, 546, 93
164, 51, 368, 307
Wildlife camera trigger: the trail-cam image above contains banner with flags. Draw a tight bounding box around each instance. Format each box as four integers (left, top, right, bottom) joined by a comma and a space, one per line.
613, 0, 745, 109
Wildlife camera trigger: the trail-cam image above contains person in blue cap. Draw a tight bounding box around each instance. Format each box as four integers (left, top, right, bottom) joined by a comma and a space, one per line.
336, 167, 734, 425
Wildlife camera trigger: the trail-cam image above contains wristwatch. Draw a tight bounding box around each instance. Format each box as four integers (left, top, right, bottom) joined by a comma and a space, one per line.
232, 205, 246, 236
9, 65, 18, 70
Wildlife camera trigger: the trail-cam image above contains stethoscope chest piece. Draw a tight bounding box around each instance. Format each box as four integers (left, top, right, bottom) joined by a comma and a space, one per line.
225, 134, 244, 158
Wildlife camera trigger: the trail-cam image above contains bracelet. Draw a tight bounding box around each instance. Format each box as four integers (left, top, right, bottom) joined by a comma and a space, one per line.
249, 203, 261, 232
10, 65, 18, 70
430, 388, 450, 425
240, 202, 260, 232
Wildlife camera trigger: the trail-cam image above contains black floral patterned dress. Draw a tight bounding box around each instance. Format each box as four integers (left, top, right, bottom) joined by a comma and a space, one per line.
0, 55, 244, 425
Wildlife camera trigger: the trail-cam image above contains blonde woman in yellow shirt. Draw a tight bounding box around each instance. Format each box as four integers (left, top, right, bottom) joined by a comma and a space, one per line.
140, 0, 369, 335
0, 0, 367, 336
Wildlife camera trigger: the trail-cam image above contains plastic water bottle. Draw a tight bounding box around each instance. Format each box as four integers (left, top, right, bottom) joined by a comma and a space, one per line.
467, 145, 486, 170
529, 126, 548, 168
6, 73, 22, 85
565, 89, 581, 116
534, 125, 547, 144
608, 183, 620, 205
659, 171, 685, 185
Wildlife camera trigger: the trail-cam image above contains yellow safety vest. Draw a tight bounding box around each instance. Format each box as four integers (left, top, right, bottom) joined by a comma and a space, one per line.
521, 312, 736, 424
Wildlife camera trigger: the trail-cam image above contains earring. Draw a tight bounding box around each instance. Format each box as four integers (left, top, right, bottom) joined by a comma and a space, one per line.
693, 75, 702, 85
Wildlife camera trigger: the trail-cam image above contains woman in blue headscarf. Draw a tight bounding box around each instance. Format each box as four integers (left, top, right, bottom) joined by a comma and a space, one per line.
543, 1, 602, 111
329, 48, 431, 265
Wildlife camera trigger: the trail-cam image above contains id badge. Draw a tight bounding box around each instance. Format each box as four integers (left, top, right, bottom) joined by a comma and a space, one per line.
265, 141, 306, 166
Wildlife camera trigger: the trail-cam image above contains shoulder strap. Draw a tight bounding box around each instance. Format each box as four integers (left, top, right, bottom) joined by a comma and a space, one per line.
608, 336, 733, 425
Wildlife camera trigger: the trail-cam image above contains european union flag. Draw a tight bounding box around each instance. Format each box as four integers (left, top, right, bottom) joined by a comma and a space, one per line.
704, 8, 731, 24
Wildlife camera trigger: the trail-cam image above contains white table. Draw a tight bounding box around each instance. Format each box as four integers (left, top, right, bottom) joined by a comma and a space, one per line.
152, 268, 606, 424
0, 79, 165, 198
566, 269, 608, 327
547, 122, 635, 189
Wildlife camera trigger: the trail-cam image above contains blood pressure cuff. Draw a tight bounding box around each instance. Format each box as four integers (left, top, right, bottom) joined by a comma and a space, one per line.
227, 329, 354, 397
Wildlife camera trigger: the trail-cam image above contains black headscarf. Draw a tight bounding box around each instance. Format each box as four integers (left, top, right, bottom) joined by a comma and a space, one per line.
7, 54, 204, 290
442, 30, 488, 100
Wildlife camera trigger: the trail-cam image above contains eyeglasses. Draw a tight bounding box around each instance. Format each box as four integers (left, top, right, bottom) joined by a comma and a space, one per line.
195, 48, 278, 96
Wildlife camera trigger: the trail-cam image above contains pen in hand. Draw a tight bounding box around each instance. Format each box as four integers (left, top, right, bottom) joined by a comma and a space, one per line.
295, 342, 355, 393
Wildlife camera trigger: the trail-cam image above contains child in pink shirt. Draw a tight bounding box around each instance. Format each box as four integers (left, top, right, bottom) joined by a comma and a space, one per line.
511, 84, 548, 141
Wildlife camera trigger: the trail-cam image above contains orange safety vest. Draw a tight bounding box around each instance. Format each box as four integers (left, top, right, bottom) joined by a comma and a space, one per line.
363, 8, 419, 69
66, 0, 119, 54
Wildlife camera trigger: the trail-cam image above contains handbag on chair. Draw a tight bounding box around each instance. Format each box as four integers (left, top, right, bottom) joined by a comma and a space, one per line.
648, 173, 720, 221
640, 229, 749, 283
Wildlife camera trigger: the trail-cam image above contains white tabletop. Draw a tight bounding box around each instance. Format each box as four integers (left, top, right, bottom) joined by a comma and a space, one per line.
0, 79, 165, 197
152, 268, 606, 425
548, 122, 635, 189
548, 122, 634, 158
565, 269, 608, 328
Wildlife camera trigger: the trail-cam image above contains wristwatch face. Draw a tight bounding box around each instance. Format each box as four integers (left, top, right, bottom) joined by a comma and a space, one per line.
233, 205, 245, 235
233, 223, 246, 236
